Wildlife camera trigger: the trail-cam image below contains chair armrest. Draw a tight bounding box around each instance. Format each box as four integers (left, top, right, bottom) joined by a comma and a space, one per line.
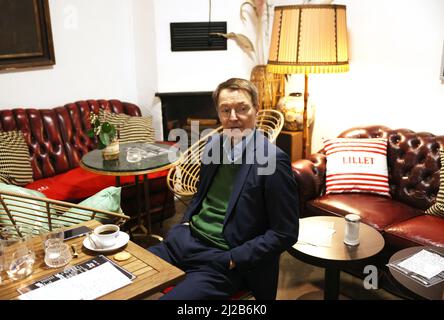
291, 153, 327, 204
0, 190, 130, 230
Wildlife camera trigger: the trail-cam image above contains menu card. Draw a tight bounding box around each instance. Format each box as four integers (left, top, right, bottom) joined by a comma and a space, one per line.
18, 255, 135, 300
388, 248, 444, 287
296, 221, 336, 247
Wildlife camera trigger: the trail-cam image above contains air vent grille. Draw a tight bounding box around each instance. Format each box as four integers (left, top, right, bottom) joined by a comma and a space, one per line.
170, 22, 227, 51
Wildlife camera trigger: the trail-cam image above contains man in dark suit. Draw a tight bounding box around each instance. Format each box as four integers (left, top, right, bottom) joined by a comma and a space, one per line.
149, 78, 299, 299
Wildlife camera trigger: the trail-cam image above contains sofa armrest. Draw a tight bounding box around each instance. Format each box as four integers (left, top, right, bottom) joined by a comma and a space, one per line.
291, 153, 327, 204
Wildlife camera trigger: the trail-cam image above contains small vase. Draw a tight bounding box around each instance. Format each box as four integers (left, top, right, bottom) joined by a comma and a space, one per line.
102, 140, 120, 160
276, 93, 314, 131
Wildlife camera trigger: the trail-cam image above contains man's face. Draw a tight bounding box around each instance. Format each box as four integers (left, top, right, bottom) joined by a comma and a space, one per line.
217, 88, 257, 140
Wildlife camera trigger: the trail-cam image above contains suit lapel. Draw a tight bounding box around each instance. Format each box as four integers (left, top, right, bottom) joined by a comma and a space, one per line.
194, 135, 223, 208
224, 162, 252, 223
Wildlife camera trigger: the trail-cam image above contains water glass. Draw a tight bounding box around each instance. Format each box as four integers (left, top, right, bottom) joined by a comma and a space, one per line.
0, 226, 36, 281
39, 224, 65, 249
44, 242, 72, 268
126, 147, 142, 163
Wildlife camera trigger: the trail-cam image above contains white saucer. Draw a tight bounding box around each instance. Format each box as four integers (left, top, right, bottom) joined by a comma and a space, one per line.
82, 231, 130, 252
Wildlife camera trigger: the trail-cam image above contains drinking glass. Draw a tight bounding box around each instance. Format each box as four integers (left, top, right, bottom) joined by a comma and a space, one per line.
39, 224, 65, 249
0, 226, 36, 281
44, 242, 72, 268
126, 147, 142, 163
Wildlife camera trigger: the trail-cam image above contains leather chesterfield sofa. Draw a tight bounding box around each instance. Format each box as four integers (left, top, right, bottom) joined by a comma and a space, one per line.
292, 125, 444, 265
0, 99, 175, 229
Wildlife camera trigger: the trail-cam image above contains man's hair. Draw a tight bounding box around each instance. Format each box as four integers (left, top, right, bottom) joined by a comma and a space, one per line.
212, 78, 259, 109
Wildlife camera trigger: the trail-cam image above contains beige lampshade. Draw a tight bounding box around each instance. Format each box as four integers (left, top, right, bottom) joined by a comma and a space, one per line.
267, 4, 349, 74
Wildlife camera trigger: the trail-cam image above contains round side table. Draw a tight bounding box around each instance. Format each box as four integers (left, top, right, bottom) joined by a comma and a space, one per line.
288, 216, 385, 300
388, 246, 444, 300
80, 142, 179, 242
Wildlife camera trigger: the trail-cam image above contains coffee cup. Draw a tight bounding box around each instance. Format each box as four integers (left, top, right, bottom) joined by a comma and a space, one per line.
93, 224, 120, 248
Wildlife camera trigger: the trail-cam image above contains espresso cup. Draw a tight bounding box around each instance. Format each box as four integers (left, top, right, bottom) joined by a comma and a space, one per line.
93, 224, 120, 248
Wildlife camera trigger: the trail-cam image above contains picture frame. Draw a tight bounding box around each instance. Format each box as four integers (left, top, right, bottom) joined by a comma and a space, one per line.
0, 0, 55, 71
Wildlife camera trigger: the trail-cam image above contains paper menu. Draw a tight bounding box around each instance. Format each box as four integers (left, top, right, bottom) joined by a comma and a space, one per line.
18, 255, 134, 300
296, 221, 336, 247
388, 248, 444, 287
397, 249, 444, 280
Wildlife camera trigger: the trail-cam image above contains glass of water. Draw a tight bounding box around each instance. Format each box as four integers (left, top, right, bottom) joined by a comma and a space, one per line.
0, 226, 36, 281
44, 241, 72, 268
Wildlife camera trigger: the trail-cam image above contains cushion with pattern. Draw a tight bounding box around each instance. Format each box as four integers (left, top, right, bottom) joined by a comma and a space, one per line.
0, 131, 33, 186
426, 149, 444, 217
324, 138, 390, 197
99, 109, 155, 144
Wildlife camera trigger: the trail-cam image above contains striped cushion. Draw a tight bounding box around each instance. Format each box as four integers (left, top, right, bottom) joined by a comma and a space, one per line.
0, 131, 33, 186
324, 138, 390, 197
99, 110, 155, 144
426, 149, 444, 217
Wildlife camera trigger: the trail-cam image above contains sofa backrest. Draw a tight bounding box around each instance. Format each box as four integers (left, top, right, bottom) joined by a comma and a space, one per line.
338, 125, 444, 210
0, 99, 141, 181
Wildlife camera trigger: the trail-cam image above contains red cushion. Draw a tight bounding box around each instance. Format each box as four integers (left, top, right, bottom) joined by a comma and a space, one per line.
26, 167, 169, 202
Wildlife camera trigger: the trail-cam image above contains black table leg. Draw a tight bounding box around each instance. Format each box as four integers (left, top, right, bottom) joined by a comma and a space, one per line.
130, 175, 148, 236
143, 174, 151, 234
324, 267, 340, 300
143, 174, 163, 244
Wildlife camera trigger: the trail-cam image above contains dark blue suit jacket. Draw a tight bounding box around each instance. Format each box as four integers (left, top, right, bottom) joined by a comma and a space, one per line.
182, 130, 300, 299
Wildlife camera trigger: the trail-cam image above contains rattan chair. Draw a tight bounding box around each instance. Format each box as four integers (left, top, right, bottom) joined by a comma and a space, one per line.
166, 126, 225, 199
255, 109, 284, 143
0, 190, 130, 233
166, 109, 284, 201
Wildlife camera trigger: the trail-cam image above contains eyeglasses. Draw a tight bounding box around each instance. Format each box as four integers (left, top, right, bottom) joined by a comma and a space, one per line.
218, 105, 252, 117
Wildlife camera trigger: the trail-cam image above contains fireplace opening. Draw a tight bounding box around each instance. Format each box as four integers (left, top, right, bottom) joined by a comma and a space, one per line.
155, 91, 220, 144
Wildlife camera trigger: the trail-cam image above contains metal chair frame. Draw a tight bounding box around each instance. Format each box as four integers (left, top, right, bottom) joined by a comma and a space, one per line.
0, 190, 130, 234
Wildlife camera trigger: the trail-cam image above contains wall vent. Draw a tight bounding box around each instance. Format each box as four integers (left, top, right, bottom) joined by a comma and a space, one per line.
170, 22, 227, 51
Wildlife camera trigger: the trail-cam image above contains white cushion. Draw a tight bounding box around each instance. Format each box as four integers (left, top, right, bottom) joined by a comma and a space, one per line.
324, 138, 390, 197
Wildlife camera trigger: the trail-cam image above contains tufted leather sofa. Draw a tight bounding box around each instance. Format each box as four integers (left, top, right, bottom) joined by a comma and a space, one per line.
291, 125, 444, 264
0, 99, 174, 228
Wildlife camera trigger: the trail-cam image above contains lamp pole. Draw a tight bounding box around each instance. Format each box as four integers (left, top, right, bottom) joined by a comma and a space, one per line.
302, 73, 309, 158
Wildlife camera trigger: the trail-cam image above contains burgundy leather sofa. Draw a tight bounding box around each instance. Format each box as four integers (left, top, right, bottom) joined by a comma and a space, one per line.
292, 125, 444, 265
0, 99, 175, 228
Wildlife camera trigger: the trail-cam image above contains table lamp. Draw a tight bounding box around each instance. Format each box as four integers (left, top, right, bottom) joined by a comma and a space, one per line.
267, 4, 349, 158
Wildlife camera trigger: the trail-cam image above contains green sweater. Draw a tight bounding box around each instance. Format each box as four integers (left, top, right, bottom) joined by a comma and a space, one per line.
190, 163, 240, 250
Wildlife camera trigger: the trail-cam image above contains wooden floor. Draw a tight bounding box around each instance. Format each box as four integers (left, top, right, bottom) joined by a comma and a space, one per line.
138, 199, 402, 300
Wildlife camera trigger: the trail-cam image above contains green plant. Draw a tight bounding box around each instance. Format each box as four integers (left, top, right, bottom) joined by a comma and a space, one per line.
87, 112, 117, 149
